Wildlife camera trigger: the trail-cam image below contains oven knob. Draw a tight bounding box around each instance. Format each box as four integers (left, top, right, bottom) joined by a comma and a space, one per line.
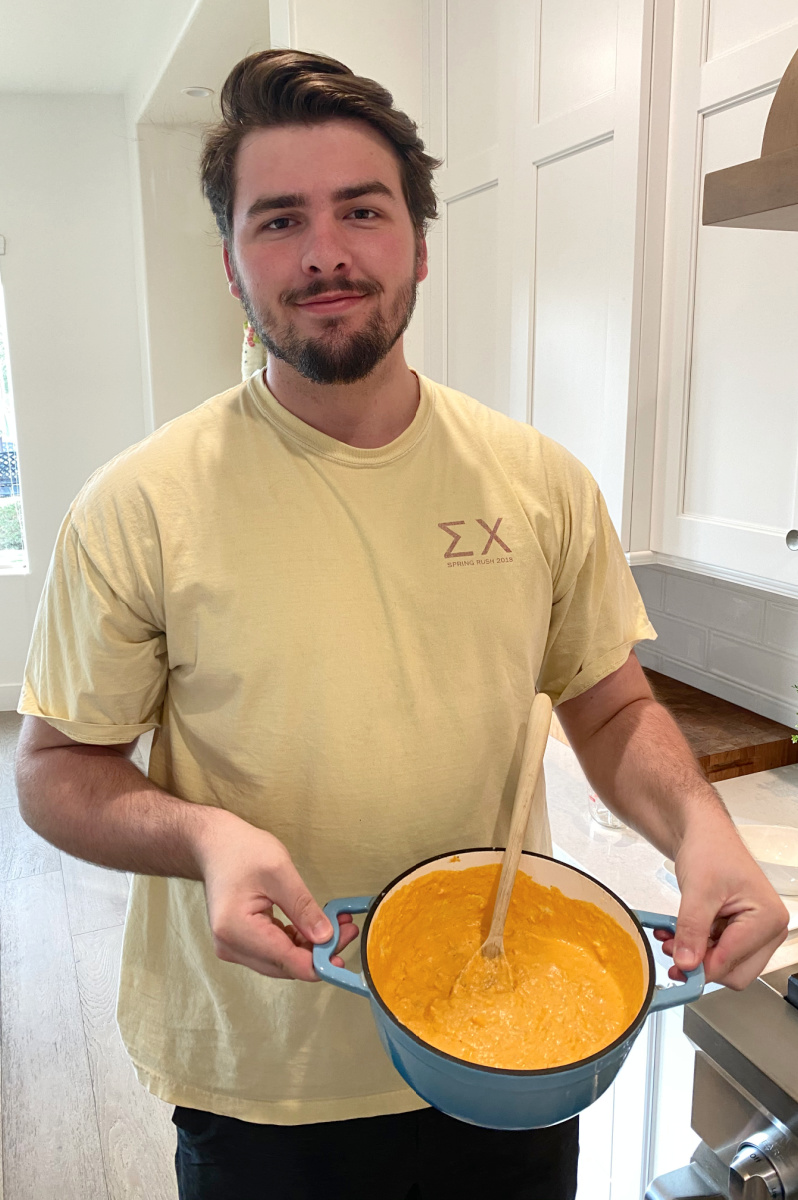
729, 1143, 784, 1199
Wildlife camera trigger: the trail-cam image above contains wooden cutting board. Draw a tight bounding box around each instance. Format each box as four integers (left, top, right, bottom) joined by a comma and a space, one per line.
548, 668, 798, 784
643, 668, 798, 783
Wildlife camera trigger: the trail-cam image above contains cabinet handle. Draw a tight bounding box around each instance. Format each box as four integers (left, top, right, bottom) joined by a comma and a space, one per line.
787, 530, 798, 550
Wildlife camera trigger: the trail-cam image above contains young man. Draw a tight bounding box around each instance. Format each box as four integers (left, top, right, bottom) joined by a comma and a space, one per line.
16, 49, 788, 1200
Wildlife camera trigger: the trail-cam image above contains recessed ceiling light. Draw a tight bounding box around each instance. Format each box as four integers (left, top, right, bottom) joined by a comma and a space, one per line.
182, 86, 213, 99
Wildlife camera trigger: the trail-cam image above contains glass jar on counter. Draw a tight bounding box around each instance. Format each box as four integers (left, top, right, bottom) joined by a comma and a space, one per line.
587, 792, 626, 830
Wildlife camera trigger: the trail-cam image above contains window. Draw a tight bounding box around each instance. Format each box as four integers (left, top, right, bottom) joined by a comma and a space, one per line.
0, 271, 27, 573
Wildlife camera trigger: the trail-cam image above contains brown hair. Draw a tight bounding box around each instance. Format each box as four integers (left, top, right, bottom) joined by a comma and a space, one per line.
200, 49, 442, 248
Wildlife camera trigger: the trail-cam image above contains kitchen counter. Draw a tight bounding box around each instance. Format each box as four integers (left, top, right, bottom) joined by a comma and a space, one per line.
544, 739, 798, 974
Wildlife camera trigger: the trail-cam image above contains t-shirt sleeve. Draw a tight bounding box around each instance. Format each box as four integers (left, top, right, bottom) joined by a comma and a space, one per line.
536, 473, 657, 707
18, 511, 168, 745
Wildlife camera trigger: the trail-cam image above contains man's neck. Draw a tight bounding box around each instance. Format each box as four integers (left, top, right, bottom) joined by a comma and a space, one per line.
264, 344, 419, 449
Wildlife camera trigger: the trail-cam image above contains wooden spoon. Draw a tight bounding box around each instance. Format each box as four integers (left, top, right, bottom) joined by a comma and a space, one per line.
453, 691, 553, 994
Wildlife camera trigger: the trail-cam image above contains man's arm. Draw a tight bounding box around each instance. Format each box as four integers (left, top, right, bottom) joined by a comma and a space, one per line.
556, 653, 789, 989
16, 714, 229, 880
15, 716, 356, 979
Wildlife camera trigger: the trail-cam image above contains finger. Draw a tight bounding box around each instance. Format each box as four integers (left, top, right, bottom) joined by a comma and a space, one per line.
286, 920, 360, 955
653, 931, 675, 960
268, 854, 334, 945
710, 916, 730, 943
335, 921, 361, 954
285, 923, 312, 945
668, 923, 787, 988
701, 919, 788, 989
673, 902, 717, 973
284, 913, 354, 931
297, 913, 354, 927
656, 929, 720, 955
221, 948, 318, 981
215, 917, 321, 982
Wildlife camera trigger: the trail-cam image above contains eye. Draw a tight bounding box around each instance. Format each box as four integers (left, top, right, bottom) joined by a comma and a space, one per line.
348, 208, 378, 220
262, 217, 295, 231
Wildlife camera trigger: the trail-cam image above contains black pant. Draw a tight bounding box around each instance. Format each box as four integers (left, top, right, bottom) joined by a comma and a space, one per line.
172, 1104, 579, 1200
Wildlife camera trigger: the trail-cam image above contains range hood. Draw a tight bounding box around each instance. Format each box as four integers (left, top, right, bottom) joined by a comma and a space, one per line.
702, 45, 798, 230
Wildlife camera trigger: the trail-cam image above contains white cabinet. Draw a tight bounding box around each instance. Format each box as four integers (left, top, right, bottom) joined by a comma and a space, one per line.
422, 0, 663, 549
651, 3, 798, 592
421, 0, 501, 413
423, 0, 798, 590
277, 1, 798, 586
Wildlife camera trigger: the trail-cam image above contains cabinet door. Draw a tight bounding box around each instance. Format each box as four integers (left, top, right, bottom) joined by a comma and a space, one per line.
422, 0, 502, 416
424, 0, 658, 546
652, 1, 798, 590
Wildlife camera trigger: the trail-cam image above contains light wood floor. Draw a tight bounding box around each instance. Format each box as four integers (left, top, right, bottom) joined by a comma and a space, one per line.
0, 711, 178, 1200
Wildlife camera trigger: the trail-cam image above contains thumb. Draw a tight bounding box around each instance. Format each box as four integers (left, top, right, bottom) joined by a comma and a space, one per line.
673, 903, 713, 971
270, 856, 333, 945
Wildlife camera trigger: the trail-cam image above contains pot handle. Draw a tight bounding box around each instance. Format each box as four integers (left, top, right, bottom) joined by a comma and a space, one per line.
634, 910, 705, 1011
313, 896, 373, 997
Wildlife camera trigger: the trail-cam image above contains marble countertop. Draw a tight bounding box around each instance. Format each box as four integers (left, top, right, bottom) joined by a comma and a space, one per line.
544, 739, 798, 974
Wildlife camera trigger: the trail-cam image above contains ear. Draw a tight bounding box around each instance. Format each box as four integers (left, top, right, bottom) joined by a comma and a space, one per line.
223, 243, 242, 300
415, 236, 429, 285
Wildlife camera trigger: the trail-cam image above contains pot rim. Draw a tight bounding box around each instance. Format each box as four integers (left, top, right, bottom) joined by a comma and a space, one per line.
361, 847, 657, 1077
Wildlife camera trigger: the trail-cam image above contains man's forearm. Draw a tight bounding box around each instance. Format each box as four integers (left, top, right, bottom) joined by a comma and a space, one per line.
16, 744, 240, 879
564, 696, 732, 859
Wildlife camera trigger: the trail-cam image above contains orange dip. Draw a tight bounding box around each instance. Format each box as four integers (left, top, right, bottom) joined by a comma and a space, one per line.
368, 865, 646, 1071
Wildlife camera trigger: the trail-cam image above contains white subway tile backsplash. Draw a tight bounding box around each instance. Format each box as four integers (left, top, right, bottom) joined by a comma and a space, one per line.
764, 603, 798, 656
663, 573, 765, 641
632, 566, 665, 613
629, 563, 798, 727
647, 612, 707, 667
708, 632, 798, 701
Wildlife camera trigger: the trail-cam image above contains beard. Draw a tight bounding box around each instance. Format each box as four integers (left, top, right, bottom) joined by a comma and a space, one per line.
232, 261, 419, 385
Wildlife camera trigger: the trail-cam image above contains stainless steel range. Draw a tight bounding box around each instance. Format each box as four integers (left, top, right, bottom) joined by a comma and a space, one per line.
646, 956, 798, 1199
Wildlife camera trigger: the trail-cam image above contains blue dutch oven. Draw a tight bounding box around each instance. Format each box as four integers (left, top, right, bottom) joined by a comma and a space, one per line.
313, 848, 704, 1130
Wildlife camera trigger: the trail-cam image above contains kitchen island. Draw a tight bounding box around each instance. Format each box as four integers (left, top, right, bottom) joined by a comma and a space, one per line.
544, 738, 798, 959
542, 737, 798, 1200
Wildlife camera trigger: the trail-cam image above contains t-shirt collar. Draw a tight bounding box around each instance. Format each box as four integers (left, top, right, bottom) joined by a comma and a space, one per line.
248, 367, 434, 467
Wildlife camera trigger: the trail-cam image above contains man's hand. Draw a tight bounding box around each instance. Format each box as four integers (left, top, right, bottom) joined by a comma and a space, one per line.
16, 716, 357, 982
557, 652, 790, 992
199, 817, 360, 982
654, 811, 789, 990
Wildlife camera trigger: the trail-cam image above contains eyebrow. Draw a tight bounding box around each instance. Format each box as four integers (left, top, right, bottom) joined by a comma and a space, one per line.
244, 180, 397, 223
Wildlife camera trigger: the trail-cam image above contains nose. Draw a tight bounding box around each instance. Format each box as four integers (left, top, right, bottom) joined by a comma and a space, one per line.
300, 214, 352, 277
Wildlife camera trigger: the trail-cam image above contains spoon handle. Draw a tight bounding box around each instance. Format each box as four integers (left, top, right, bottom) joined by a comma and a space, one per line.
484, 691, 553, 954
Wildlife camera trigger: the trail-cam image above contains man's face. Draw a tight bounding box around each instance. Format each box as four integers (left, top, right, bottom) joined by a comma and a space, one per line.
224, 119, 428, 386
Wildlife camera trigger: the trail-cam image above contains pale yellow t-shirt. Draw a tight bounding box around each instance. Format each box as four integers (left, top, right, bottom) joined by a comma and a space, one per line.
19, 370, 656, 1124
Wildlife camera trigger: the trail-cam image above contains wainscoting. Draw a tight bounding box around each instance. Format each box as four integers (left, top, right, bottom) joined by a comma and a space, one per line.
633, 564, 798, 732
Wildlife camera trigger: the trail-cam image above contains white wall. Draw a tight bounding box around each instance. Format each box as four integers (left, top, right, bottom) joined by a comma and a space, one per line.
138, 0, 427, 428
634, 564, 798, 731
279, 0, 423, 152
0, 6, 428, 708
125, 0, 205, 123
0, 94, 147, 706
136, 121, 244, 429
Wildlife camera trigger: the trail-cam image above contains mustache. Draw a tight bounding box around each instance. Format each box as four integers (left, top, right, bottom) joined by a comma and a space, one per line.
284, 279, 382, 305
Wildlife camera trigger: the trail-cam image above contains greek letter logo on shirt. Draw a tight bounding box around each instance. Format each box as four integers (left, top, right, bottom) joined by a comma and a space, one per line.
438, 519, 513, 565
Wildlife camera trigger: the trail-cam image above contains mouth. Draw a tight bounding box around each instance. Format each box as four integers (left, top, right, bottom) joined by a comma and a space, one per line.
296, 293, 368, 314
